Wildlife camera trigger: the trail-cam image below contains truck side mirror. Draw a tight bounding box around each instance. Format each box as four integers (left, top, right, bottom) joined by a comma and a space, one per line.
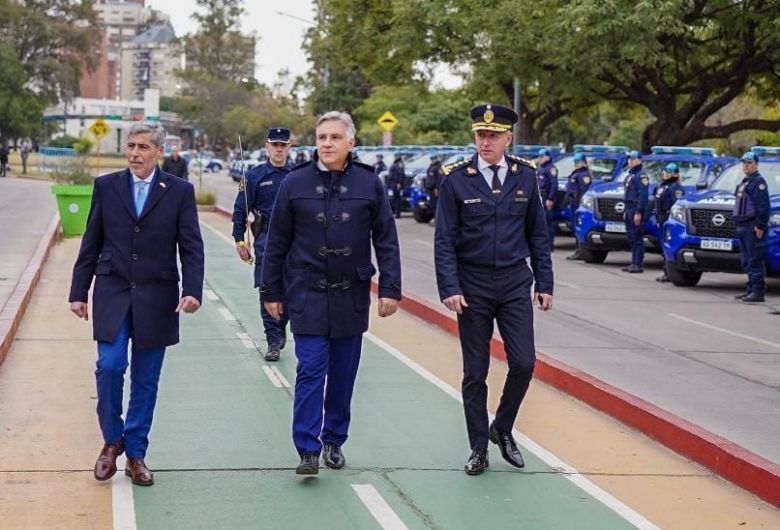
695, 181, 707, 190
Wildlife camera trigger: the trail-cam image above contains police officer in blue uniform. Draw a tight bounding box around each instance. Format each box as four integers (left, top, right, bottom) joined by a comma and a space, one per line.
373, 153, 386, 175
564, 153, 593, 260
387, 154, 405, 218
733, 151, 770, 303
435, 104, 554, 476
232, 127, 294, 361
622, 150, 649, 273
536, 148, 558, 252
261, 112, 402, 475
654, 163, 685, 282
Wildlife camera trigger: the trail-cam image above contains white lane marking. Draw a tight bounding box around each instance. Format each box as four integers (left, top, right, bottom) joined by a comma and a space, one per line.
413, 239, 434, 248
669, 313, 780, 350
204, 289, 219, 301
262, 366, 291, 388
236, 332, 255, 349
218, 307, 236, 321
112, 455, 137, 530
365, 332, 659, 530
555, 279, 579, 289
201, 220, 235, 246
351, 484, 409, 530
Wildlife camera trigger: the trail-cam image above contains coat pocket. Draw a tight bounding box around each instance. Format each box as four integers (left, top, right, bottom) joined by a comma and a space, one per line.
160, 269, 180, 282
353, 264, 376, 311
95, 251, 112, 275
285, 267, 310, 313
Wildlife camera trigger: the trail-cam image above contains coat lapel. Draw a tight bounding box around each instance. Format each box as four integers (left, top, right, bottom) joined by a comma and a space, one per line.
464, 155, 495, 202
112, 169, 137, 220
497, 155, 522, 204
139, 169, 170, 220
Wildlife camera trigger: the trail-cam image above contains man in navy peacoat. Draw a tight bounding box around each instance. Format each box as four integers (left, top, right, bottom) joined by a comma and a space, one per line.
69, 122, 204, 487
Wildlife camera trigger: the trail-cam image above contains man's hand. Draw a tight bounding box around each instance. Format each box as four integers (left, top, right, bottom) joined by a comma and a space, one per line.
535, 293, 553, 311
176, 296, 201, 314
633, 212, 642, 226
755, 227, 765, 239
235, 241, 253, 263
545, 199, 554, 210
443, 295, 468, 314
70, 301, 89, 321
264, 301, 284, 320
378, 298, 398, 317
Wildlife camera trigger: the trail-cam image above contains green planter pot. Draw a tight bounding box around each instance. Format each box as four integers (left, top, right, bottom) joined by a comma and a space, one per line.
51, 184, 94, 236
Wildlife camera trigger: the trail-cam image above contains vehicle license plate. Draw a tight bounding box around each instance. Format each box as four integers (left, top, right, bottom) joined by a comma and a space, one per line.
700, 239, 733, 251
605, 222, 626, 233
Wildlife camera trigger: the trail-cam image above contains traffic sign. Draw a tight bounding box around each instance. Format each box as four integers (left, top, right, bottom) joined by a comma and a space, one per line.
89, 118, 110, 139
377, 111, 399, 132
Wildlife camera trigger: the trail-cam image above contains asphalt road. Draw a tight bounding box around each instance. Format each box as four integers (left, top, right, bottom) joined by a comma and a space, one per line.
203, 167, 780, 464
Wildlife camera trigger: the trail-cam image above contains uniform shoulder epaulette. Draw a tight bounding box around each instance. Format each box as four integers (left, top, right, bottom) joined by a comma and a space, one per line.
352, 160, 376, 172
508, 154, 536, 170
441, 159, 471, 176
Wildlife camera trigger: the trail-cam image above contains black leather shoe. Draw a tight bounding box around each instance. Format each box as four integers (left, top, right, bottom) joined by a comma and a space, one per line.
489, 424, 525, 468
264, 346, 280, 362
323, 443, 345, 469
464, 449, 489, 476
734, 291, 750, 299
296, 453, 319, 475
742, 293, 765, 303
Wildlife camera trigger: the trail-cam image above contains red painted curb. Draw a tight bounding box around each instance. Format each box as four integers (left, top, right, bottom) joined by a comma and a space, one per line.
0, 214, 61, 369
214, 205, 231, 219
373, 281, 780, 508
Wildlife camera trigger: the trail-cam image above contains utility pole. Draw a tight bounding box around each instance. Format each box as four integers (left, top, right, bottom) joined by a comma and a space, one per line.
512, 77, 520, 152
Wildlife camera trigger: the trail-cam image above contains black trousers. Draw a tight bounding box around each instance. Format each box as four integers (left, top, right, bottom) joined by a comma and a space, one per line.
456, 264, 536, 450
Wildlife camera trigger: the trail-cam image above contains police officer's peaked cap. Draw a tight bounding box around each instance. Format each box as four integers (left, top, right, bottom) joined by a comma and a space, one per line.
627, 150, 642, 160
664, 162, 679, 173
537, 148, 551, 157
470, 104, 518, 132
573, 153, 587, 163
741, 151, 759, 163
267, 127, 291, 143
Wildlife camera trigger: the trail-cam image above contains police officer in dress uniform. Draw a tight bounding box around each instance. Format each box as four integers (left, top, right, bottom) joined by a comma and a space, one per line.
261, 112, 402, 475
425, 154, 443, 221
435, 104, 554, 476
733, 151, 770, 303
387, 154, 406, 218
622, 151, 649, 273
654, 163, 684, 282
232, 127, 294, 361
565, 153, 593, 260
536, 148, 558, 252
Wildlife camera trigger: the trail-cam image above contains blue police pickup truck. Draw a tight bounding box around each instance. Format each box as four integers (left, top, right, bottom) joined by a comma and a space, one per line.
552, 145, 629, 233
662, 146, 780, 286
573, 146, 736, 264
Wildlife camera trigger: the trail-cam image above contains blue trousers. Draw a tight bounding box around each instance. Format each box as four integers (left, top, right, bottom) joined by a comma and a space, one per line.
258, 289, 288, 346
625, 210, 645, 267
737, 224, 767, 296
292, 334, 363, 456
96, 312, 165, 458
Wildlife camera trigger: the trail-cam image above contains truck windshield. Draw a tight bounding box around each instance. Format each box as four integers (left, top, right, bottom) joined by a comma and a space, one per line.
614, 160, 705, 185
557, 156, 617, 180
711, 162, 780, 194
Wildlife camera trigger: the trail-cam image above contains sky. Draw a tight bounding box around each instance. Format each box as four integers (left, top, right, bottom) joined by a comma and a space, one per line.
148, 0, 317, 86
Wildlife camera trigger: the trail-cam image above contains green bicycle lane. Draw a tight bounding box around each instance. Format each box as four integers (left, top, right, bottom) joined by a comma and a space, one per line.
128, 220, 651, 529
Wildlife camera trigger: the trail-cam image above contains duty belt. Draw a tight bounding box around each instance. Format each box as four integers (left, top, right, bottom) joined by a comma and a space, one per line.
317, 246, 352, 257
316, 279, 352, 290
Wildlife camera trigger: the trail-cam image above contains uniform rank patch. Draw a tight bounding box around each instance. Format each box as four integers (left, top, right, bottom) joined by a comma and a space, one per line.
641, 176, 649, 185
584, 176, 591, 184
464, 198, 482, 204
259, 180, 273, 187
759, 183, 766, 190
511, 164, 518, 172
675, 189, 684, 198
517, 189, 524, 195
513, 197, 529, 202
551, 167, 558, 176
466, 167, 477, 175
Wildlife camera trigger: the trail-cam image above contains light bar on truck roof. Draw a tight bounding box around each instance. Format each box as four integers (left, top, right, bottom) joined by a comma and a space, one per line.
651, 146, 716, 156
750, 146, 780, 157
515, 144, 562, 153
573, 144, 629, 154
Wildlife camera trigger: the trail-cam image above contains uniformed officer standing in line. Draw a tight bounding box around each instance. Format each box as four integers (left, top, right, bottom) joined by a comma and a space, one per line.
564, 153, 592, 260
425, 154, 443, 221
654, 163, 684, 282
232, 127, 294, 361
733, 151, 770, 303
373, 153, 387, 175
435, 104, 553, 476
261, 112, 402, 475
536, 148, 558, 252
387, 154, 406, 218
622, 151, 649, 273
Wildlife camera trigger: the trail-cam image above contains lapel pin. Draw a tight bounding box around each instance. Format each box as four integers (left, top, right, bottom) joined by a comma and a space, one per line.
511, 164, 518, 172
159, 182, 166, 188
466, 167, 477, 175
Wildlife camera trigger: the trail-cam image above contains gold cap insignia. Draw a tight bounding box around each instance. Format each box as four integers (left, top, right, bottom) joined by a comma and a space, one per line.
484, 109, 494, 123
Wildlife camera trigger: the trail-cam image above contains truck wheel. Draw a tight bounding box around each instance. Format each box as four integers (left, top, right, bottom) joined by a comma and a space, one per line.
580, 248, 608, 264
413, 207, 433, 224
667, 264, 702, 287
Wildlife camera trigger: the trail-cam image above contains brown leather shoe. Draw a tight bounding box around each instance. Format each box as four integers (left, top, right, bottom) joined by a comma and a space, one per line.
125, 457, 154, 486
94, 438, 125, 481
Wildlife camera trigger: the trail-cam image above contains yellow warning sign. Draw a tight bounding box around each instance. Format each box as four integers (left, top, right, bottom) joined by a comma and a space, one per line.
377, 111, 399, 132
89, 118, 110, 139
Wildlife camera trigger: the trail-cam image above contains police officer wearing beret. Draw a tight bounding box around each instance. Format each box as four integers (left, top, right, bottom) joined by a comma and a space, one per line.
654, 163, 685, 282
261, 112, 402, 475
536, 148, 558, 252
232, 128, 294, 361
435, 104, 554, 476
734, 151, 770, 303
622, 151, 650, 273
565, 153, 593, 260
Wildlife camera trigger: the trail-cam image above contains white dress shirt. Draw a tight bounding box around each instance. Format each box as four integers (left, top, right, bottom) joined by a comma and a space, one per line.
477, 156, 508, 190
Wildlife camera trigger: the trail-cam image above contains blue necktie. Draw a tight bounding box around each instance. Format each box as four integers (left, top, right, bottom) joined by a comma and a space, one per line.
135, 180, 149, 216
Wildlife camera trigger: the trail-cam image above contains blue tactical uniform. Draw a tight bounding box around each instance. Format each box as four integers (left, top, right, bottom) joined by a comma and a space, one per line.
564, 166, 592, 209
733, 152, 770, 301
536, 154, 558, 251
373, 158, 387, 175
232, 151, 293, 350
435, 146, 553, 461
623, 156, 650, 270
261, 152, 401, 458
654, 165, 685, 281
387, 157, 405, 218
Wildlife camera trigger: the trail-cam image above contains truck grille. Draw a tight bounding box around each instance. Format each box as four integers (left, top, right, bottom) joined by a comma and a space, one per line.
688, 208, 736, 238
595, 198, 625, 222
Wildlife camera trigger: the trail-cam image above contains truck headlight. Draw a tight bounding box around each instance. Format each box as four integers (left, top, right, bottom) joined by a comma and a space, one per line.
580, 193, 594, 211
769, 213, 780, 226
670, 203, 686, 223
413, 174, 424, 189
